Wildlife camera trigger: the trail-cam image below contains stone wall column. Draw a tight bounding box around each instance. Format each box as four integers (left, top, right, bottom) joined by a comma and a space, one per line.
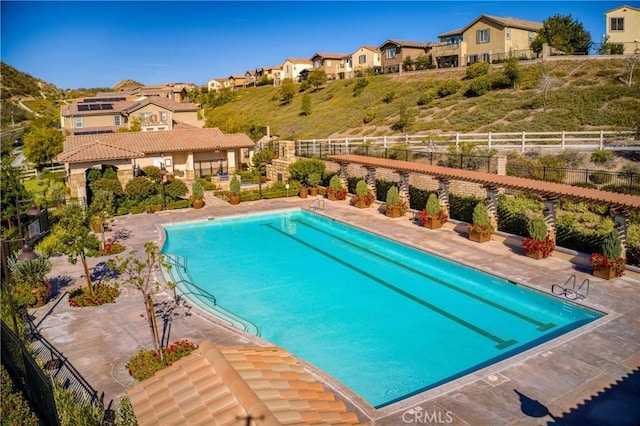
398, 171, 410, 207
495, 154, 507, 176
484, 186, 499, 230
614, 211, 630, 258
365, 166, 377, 198
437, 179, 450, 216
543, 199, 558, 245
338, 162, 349, 190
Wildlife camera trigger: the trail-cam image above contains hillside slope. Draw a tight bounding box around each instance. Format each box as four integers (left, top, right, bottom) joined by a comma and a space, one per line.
204, 58, 640, 140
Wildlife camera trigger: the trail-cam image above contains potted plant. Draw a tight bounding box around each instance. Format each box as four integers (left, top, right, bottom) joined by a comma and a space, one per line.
288, 158, 326, 199
191, 180, 205, 209
385, 186, 408, 218
590, 229, 626, 279
326, 175, 347, 201
418, 193, 448, 229
308, 172, 321, 197
522, 217, 555, 259
9, 255, 53, 308
229, 174, 241, 205
468, 202, 494, 242
352, 179, 375, 208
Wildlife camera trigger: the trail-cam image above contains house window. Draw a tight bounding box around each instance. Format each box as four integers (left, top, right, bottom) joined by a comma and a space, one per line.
477, 29, 489, 43
445, 35, 463, 44
386, 47, 397, 59
74, 117, 83, 128
528, 31, 535, 43
139, 112, 152, 122
114, 115, 121, 126
610, 17, 624, 31
481, 53, 490, 62
315, 59, 322, 68
506, 28, 511, 40
160, 112, 167, 122
468, 54, 479, 65
359, 54, 367, 64
326, 60, 332, 67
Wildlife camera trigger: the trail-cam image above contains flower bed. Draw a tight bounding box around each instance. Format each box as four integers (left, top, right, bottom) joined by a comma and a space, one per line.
127, 340, 198, 381
590, 253, 626, 278
522, 235, 555, 258
68, 284, 121, 307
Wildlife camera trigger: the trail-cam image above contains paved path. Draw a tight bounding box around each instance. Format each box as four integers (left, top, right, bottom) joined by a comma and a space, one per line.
31, 195, 640, 425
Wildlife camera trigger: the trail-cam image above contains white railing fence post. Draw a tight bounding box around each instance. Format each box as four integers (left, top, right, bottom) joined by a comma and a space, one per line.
561, 131, 565, 150
521, 132, 526, 153
599, 130, 604, 150
488, 132, 492, 150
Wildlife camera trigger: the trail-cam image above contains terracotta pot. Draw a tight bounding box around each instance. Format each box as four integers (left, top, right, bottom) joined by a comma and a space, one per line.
229, 194, 240, 205
422, 217, 443, 229
299, 188, 308, 198
525, 250, 545, 260
593, 267, 616, 280
91, 223, 103, 234
192, 199, 204, 209
354, 198, 370, 209
385, 206, 402, 218
309, 187, 318, 196
469, 229, 491, 243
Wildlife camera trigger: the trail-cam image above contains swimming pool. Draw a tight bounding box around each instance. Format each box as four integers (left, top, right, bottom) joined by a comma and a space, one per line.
162, 209, 602, 408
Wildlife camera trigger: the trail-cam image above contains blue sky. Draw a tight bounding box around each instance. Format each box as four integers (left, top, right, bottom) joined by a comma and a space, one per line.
1, 1, 636, 89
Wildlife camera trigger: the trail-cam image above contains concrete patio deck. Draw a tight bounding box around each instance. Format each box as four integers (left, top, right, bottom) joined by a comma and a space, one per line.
31, 194, 640, 425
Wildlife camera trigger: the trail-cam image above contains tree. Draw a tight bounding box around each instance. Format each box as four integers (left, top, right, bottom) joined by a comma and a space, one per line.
0, 156, 30, 231
538, 70, 562, 113
279, 78, 296, 104
54, 202, 100, 293
88, 190, 114, 250
23, 126, 64, 167
531, 14, 592, 55
252, 147, 274, 168
301, 94, 312, 116
503, 57, 521, 89
109, 242, 174, 359
623, 55, 640, 87
307, 69, 327, 91
392, 101, 416, 133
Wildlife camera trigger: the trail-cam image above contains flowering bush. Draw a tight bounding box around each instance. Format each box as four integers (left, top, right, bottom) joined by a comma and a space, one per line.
522, 235, 555, 258
99, 241, 125, 256
127, 340, 198, 381
590, 253, 626, 277
353, 191, 376, 206
418, 208, 448, 226
69, 284, 120, 307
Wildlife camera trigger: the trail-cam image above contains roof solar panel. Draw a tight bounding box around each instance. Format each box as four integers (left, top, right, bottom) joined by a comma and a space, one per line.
89, 104, 101, 110
77, 105, 90, 111
100, 104, 114, 110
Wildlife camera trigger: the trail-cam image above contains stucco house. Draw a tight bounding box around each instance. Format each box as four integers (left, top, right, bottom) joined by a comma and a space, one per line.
255, 65, 283, 85
228, 74, 247, 89
56, 128, 255, 200
207, 78, 231, 92
60, 95, 204, 136
378, 39, 436, 73
310, 52, 352, 80
604, 5, 640, 54
351, 45, 382, 76
280, 58, 312, 82
433, 15, 542, 68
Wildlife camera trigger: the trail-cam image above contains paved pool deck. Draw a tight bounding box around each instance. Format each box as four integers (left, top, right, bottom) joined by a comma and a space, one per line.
31, 194, 640, 425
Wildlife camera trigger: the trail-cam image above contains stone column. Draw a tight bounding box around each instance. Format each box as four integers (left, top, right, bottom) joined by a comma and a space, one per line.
365, 166, 377, 198
437, 179, 450, 216
338, 162, 349, 189
484, 186, 499, 230
614, 211, 629, 258
495, 154, 507, 176
543, 199, 558, 245
398, 171, 410, 207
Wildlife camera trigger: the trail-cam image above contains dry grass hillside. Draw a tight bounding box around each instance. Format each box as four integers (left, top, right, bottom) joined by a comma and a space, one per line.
204, 57, 640, 140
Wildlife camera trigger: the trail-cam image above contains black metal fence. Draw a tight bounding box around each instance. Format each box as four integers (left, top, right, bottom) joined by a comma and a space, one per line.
508, 164, 640, 194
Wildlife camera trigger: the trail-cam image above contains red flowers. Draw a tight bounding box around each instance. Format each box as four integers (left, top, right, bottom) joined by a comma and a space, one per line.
522, 235, 555, 258
417, 208, 448, 226
590, 253, 626, 277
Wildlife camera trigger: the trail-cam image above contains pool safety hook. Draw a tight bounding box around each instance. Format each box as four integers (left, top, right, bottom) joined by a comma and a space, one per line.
552, 274, 590, 300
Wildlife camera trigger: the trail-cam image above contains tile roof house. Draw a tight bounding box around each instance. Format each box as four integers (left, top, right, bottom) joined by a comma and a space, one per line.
310, 53, 352, 80
57, 128, 255, 199
60, 96, 204, 135
433, 15, 542, 68
604, 5, 640, 54
280, 58, 312, 82
208, 78, 232, 92
127, 341, 364, 425
350, 46, 382, 76
377, 39, 437, 74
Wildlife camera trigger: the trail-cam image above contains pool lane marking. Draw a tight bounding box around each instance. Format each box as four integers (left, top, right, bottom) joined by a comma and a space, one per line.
295, 219, 556, 332
265, 223, 517, 349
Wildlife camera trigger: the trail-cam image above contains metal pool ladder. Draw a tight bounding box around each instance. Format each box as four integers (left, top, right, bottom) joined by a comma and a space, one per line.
309, 195, 325, 211
552, 274, 590, 300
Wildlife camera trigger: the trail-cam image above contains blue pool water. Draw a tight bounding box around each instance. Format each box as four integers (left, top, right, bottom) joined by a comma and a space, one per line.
162, 209, 602, 408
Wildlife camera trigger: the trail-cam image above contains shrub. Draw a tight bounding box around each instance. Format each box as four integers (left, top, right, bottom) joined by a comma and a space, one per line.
465, 61, 490, 79
353, 78, 368, 96
142, 165, 162, 182
382, 91, 395, 103
166, 200, 191, 210
589, 171, 613, 185
1, 366, 39, 426
437, 80, 461, 97
464, 75, 492, 97
386, 186, 399, 205
127, 340, 198, 382
125, 177, 155, 202
90, 177, 124, 198
191, 180, 204, 200
363, 110, 375, 124
288, 158, 326, 187
527, 217, 548, 240
115, 396, 137, 426
163, 179, 188, 198
601, 229, 622, 259
355, 179, 368, 197
591, 149, 614, 165
198, 177, 216, 191
425, 193, 441, 217
129, 205, 145, 214
116, 206, 129, 216
469, 202, 494, 234
68, 284, 120, 307
417, 89, 437, 106
329, 175, 343, 191
230, 175, 241, 195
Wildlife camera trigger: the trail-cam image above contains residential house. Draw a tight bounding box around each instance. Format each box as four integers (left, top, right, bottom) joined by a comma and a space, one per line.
280, 58, 312, 82
60, 95, 204, 135
433, 15, 542, 68
228, 74, 247, 89
126, 341, 362, 426
255, 65, 283, 86
310, 52, 352, 79
378, 39, 436, 73
244, 70, 256, 87
351, 45, 382, 76
57, 128, 255, 199
604, 5, 640, 54
207, 77, 231, 92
